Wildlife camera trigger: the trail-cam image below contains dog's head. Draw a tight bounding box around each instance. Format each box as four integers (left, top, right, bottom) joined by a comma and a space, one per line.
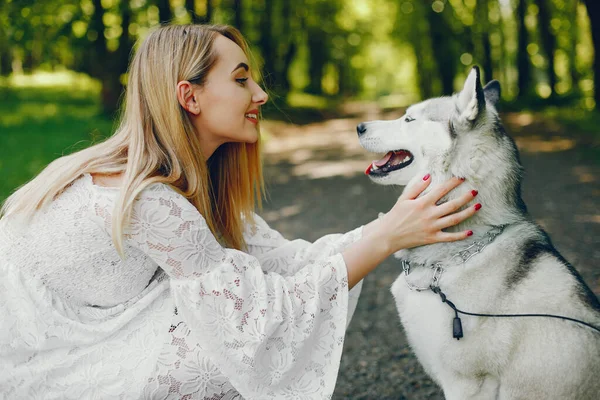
358, 66, 503, 187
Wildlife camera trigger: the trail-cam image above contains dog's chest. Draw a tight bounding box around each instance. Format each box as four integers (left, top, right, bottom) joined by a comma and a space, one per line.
390, 267, 505, 376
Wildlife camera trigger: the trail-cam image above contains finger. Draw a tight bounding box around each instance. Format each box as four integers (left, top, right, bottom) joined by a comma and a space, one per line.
399, 173, 432, 201
423, 176, 464, 204
434, 189, 478, 217
435, 203, 481, 231
435, 229, 474, 243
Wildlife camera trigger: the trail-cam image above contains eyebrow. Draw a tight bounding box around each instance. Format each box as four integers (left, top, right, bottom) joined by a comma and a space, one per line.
231, 62, 249, 74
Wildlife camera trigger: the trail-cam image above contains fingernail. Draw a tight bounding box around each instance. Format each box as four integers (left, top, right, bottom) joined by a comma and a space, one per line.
474, 203, 482, 211
459, 177, 466, 181
423, 174, 430, 181
471, 190, 478, 197
467, 230, 473, 236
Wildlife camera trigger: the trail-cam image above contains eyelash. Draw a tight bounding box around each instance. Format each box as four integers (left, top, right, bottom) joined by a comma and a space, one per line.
236, 77, 248, 86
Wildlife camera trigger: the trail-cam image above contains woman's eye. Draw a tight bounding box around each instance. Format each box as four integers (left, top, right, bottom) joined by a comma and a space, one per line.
405, 116, 415, 122
236, 78, 248, 86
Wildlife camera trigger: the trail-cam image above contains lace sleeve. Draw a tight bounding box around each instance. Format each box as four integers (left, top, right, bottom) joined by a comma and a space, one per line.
243, 213, 363, 276
117, 184, 354, 398
243, 213, 364, 330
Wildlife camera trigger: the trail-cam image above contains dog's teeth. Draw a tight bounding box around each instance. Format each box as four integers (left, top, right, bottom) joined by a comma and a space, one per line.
402, 156, 410, 163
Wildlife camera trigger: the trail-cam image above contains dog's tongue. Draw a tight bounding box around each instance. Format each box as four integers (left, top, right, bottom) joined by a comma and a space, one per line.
374, 152, 393, 167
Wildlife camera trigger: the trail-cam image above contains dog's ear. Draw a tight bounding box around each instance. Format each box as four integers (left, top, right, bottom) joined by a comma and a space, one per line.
457, 66, 485, 122
483, 80, 501, 107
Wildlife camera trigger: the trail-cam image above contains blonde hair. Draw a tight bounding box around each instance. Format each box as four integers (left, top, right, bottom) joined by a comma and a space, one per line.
1, 24, 264, 254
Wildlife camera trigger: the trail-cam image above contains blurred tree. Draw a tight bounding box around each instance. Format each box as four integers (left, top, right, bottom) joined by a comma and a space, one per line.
186, 0, 200, 23
396, 1, 436, 99
303, 0, 341, 95
567, 0, 580, 90
157, 0, 173, 24
516, 0, 532, 98
427, 1, 459, 95
205, 0, 213, 23
85, 0, 133, 115
536, 0, 557, 96
0, 12, 12, 75
583, 0, 600, 108
233, 0, 242, 31
475, 0, 493, 82
258, 0, 275, 88
0, 0, 595, 109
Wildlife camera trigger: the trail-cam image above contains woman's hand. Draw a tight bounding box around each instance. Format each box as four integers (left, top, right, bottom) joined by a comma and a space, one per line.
344, 174, 479, 288
375, 174, 479, 253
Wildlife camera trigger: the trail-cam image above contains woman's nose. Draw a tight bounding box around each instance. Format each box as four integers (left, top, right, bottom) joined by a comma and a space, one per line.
253, 84, 268, 105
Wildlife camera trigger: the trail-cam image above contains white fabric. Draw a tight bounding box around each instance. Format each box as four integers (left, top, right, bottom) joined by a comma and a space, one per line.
0, 173, 363, 399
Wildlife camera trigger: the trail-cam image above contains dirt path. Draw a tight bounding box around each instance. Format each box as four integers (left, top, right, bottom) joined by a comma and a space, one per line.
260, 107, 600, 399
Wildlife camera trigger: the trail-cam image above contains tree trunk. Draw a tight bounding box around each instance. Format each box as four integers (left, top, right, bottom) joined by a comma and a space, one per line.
306, 28, 327, 95
536, 0, 557, 95
233, 0, 242, 32
186, 0, 199, 23
516, 0, 532, 98
259, 0, 275, 88
277, 0, 295, 91
583, 0, 600, 107
475, 0, 493, 82
157, 0, 172, 24
89, 0, 107, 77
201, 0, 213, 23
427, 3, 457, 95
0, 48, 11, 76
568, 0, 580, 90
88, 0, 133, 115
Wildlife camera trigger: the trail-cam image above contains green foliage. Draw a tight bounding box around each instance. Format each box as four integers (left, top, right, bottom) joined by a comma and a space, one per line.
0, 0, 597, 109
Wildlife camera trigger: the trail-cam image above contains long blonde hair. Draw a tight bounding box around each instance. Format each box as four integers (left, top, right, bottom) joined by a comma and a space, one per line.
1, 24, 264, 254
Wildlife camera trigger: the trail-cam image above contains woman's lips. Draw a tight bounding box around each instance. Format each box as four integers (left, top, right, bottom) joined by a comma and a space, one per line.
245, 109, 259, 124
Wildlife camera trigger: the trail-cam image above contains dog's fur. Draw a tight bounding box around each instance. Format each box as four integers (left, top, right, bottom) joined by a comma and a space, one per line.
358, 67, 600, 400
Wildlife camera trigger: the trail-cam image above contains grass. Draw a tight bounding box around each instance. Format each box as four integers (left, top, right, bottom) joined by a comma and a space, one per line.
0, 73, 113, 203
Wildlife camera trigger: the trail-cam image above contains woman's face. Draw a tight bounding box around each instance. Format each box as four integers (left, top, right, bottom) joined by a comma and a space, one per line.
185, 35, 268, 158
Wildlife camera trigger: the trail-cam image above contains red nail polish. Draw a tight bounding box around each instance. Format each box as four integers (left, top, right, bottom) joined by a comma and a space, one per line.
423, 174, 430, 181
467, 230, 473, 236
474, 203, 482, 211
460, 177, 466, 181
471, 190, 478, 197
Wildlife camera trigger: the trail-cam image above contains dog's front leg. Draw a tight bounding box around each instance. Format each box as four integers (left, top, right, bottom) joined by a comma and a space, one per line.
439, 374, 500, 400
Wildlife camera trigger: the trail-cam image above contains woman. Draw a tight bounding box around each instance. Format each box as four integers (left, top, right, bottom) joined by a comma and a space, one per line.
0, 25, 480, 399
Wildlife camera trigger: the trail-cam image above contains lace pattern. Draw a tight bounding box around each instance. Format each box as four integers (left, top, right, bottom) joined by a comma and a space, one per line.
0, 174, 363, 399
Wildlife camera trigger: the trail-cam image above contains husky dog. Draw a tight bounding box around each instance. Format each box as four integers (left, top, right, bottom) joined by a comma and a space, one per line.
357, 67, 600, 400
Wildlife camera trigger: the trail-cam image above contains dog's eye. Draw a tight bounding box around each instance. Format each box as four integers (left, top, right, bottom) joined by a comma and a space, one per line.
405, 116, 415, 123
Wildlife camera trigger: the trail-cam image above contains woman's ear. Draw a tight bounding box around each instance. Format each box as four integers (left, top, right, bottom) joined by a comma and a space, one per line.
176, 81, 201, 115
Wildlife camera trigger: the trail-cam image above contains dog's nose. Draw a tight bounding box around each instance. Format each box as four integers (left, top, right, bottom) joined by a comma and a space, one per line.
356, 123, 367, 136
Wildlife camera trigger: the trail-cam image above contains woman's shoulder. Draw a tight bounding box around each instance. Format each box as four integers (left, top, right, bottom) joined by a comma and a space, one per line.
85, 173, 179, 197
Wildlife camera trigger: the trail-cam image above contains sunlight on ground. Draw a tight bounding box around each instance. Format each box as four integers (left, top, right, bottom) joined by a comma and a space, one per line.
262, 204, 303, 220
291, 160, 369, 179
262, 118, 374, 180
572, 166, 597, 184
514, 136, 576, 153
511, 112, 534, 127
574, 214, 600, 224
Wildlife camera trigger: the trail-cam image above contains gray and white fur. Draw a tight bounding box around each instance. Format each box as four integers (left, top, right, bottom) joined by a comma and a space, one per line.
358, 66, 600, 400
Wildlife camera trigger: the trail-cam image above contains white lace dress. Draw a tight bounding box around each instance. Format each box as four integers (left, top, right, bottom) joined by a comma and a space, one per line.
0, 174, 363, 399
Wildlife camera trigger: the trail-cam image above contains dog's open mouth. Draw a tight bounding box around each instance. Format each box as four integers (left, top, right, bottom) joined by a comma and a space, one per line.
365, 150, 414, 176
